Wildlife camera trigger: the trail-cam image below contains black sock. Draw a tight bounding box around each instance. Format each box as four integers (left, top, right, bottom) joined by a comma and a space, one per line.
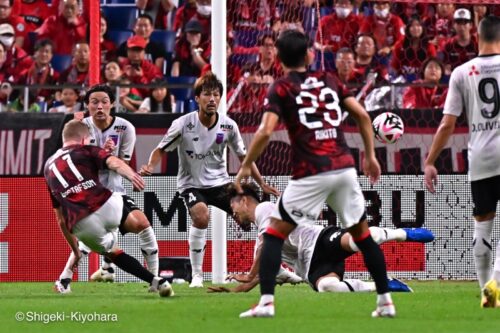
354, 235, 389, 294
103, 256, 115, 273
109, 252, 154, 284
259, 233, 284, 295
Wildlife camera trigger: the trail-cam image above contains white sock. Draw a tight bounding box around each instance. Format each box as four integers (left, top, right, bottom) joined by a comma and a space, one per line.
473, 219, 493, 288
348, 227, 406, 252
318, 276, 375, 292
493, 240, 500, 283
189, 226, 207, 276
139, 226, 159, 276
59, 241, 90, 280
377, 293, 393, 306
259, 294, 274, 306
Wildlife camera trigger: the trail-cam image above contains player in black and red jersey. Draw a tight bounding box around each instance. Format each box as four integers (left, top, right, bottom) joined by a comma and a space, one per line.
44, 120, 173, 297
235, 29, 393, 318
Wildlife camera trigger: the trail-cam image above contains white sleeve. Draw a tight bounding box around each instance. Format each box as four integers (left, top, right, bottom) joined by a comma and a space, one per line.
443, 68, 464, 117
157, 118, 182, 152
120, 122, 136, 161
227, 120, 247, 157
139, 98, 151, 111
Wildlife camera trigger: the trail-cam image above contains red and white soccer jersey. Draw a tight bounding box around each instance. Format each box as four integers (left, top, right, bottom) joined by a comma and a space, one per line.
264, 71, 355, 179
44, 145, 112, 231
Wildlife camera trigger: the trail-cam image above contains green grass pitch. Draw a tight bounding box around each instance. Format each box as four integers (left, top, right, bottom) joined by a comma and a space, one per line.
0, 281, 499, 333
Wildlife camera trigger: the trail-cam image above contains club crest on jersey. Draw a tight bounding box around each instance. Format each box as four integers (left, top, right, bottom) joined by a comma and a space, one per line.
113, 125, 127, 132
216, 133, 224, 144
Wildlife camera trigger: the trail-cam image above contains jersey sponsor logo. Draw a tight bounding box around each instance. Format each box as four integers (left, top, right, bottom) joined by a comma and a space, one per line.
329, 230, 342, 242
186, 122, 195, 131
185, 150, 223, 160
291, 209, 316, 220
220, 124, 233, 131
469, 65, 480, 76
113, 125, 127, 132
216, 133, 224, 144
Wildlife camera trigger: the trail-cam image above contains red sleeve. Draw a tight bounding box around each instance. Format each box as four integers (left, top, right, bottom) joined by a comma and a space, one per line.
390, 41, 403, 73
359, 16, 372, 34
35, 15, 55, 38
48, 185, 60, 208
87, 146, 111, 170
393, 16, 405, 46
402, 87, 417, 109
173, 6, 185, 32
427, 43, 437, 57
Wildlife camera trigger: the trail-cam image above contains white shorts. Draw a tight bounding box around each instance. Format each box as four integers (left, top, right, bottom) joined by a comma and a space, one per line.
72, 192, 123, 254
271, 168, 366, 229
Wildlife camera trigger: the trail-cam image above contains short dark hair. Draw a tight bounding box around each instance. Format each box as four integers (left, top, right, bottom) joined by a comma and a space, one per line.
336, 47, 354, 59
194, 72, 224, 96
137, 13, 154, 26
276, 29, 308, 68
83, 84, 116, 104
479, 15, 500, 43
34, 39, 54, 52
258, 33, 276, 47
420, 57, 444, 80
227, 183, 261, 203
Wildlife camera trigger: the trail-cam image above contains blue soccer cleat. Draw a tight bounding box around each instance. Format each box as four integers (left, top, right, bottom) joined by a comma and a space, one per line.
403, 228, 434, 243
388, 277, 413, 292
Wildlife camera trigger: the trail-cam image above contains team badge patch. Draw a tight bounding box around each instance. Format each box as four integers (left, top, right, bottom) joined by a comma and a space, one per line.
216, 133, 224, 144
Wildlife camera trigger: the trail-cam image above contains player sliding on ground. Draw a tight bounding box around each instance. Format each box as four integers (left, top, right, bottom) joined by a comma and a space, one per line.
208, 183, 434, 294
45, 120, 173, 297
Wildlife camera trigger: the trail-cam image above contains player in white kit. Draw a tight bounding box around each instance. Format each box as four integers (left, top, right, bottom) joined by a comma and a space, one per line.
208, 183, 433, 293
424, 15, 500, 308
55, 85, 159, 293
140, 73, 279, 288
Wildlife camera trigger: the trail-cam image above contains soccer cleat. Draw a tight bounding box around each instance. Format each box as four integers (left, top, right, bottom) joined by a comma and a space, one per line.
481, 279, 500, 308
388, 277, 413, 292
239, 302, 275, 318
371, 303, 396, 318
276, 269, 302, 285
54, 279, 72, 294
189, 273, 204, 288
403, 228, 434, 243
90, 267, 115, 282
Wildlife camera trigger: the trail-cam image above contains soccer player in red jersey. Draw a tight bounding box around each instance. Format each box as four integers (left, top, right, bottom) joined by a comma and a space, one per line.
44, 120, 173, 297
235, 30, 394, 318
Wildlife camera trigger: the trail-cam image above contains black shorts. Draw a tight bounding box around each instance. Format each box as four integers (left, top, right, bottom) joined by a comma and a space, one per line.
470, 175, 500, 216
119, 195, 141, 235
180, 183, 232, 214
307, 226, 354, 291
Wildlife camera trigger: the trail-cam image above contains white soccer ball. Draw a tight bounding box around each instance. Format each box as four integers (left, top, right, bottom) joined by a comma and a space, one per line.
372, 112, 404, 144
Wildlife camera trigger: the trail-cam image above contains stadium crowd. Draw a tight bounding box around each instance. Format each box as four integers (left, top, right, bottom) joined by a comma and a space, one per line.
0, 0, 497, 113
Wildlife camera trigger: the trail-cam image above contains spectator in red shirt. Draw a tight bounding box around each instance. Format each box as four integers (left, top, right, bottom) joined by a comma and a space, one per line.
249, 33, 282, 83
59, 41, 89, 85
120, 35, 162, 98
136, 0, 175, 30
391, 16, 437, 82
228, 63, 267, 114
228, 0, 278, 32
402, 57, 447, 109
0, 41, 11, 105
0, 0, 27, 48
0, 23, 32, 84
315, 0, 361, 53
36, 0, 87, 55
22, 38, 59, 103
423, 3, 455, 50
333, 47, 363, 94
359, 1, 405, 57
100, 13, 116, 64
392, 3, 431, 24
116, 14, 167, 72
440, 8, 478, 74
173, 0, 211, 37
12, 0, 52, 35
354, 33, 388, 83
171, 19, 209, 77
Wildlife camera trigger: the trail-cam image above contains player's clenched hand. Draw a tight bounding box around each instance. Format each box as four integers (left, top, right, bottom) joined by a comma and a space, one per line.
261, 183, 280, 197
207, 286, 231, 293
363, 155, 381, 184
234, 165, 252, 193
424, 165, 438, 193
103, 137, 116, 154
139, 165, 153, 176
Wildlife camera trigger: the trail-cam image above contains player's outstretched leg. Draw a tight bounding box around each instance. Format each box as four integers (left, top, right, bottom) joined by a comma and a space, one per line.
90, 256, 116, 282
54, 241, 91, 294
106, 249, 174, 297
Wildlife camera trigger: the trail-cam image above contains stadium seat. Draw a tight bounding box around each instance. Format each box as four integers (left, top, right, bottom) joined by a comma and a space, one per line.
107, 30, 133, 47
320, 7, 333, 17
51, 54, 73, 73
102, 6, 138, 31
175, 99, 198, 113
151, 30, 176, 53
168, 76, 197, 102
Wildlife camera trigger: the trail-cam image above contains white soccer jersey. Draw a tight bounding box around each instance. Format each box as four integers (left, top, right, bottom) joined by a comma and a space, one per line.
157, 112, 246, 192
83, 116, 136, 194
253, 201, 323, 280
443, 55, 500, 181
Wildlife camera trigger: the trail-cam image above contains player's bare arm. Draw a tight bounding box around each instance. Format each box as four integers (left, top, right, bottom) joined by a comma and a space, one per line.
235, 112, 280, 191
140, 148, 165, 176
106, 156, 146, 191
54, 207, 81, 269
344, 97, 381, 184
237, 156, 280, 196
424, 114, 458, 193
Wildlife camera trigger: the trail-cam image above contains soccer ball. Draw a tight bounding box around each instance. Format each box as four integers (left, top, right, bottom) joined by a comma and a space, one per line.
372, 112, 404, 144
